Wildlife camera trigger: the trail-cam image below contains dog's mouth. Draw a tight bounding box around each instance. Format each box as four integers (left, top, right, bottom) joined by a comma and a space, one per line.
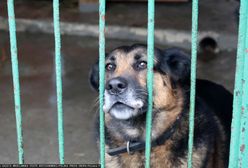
109, 102, 139, 120
103, 89, 146, 120
104, 98, 144, 120
111, 102, 135, 111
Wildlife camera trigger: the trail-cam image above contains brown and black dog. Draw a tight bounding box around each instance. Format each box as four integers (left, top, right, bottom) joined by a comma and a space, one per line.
89, 44, 233, 168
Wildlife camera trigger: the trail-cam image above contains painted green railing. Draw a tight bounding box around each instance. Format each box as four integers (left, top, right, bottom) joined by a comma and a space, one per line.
53, 0, 65, 164
99, 0, 106, 166
7, 0, 24, 164
5, 0, 248, 167
145, 0, 155, 167
187, 0, 199, 167
228, 0, 248, 167
7, 0, 65, 164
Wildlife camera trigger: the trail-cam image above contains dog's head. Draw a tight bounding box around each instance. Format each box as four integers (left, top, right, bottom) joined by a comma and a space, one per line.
90, 44, 190, 120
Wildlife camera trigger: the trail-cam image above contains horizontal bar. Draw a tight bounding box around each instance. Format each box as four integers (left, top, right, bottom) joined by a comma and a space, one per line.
53, 0, 65, 164
7, 0, 25, 164
0, 16, 238, 51
187, 0, 199, 167
99, 0, 106, 167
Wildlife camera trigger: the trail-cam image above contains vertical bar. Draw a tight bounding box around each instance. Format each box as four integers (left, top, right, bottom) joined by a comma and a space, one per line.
228, 0, 248, 167
7, 0, 24, 164
53, 0, 64, 164
187, 0, 199, 167
99, 0, 106, 167
230, 1, 248, 167
238, 22, 248, 167
145, 0, 155, 167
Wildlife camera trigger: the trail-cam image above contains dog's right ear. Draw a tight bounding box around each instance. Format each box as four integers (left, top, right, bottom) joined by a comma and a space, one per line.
89, 60, 99, 91
159, 48, 190, 83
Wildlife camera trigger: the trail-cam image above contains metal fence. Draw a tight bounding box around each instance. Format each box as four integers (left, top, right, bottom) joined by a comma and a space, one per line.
6, 0, 248, 167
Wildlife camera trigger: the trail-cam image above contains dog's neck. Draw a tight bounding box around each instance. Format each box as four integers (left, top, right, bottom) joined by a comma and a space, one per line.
105, 93, 186, 146
107, 107, 186, 156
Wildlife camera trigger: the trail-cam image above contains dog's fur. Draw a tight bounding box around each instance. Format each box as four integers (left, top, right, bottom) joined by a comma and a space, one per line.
89, 44, 232, 168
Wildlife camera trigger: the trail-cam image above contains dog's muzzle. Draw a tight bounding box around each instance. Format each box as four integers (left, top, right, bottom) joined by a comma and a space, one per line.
103, 77, 145, 120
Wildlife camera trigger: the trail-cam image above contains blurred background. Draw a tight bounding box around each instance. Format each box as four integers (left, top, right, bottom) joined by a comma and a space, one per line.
0, 0, 239, 164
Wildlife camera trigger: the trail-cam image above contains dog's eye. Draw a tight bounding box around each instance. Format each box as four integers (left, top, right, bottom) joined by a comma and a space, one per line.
106, 63, 116, 71
137, 61, 147, 70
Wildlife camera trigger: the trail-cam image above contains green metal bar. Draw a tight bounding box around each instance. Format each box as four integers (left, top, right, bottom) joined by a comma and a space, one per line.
99, 0, 106, 167
187, 0, 199, 167
238, 24, 248, 167
53, 0, 65, 164
234, 0, 248, 167
228, 0, 248, 167
7, 0, 24, 164
145, 0, 155, 167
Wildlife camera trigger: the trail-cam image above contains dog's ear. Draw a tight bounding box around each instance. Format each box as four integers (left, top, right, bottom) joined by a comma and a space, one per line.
89, 60, 99, 91
159, 48, 190, 83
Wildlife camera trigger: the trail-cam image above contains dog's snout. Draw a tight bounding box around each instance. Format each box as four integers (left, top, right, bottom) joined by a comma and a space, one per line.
106, 77, 128, 95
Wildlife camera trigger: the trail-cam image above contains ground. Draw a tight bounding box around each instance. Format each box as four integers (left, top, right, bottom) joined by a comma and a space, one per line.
0, 0, 238, 164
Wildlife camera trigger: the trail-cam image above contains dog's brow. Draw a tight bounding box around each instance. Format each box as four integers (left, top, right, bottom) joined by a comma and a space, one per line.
134, 54, 142, 60
109, 56, 115, 61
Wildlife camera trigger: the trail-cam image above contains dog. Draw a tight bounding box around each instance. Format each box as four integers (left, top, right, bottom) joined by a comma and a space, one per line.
89, 44, 233, 168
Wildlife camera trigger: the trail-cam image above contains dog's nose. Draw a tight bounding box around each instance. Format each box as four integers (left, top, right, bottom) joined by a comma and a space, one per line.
106, 77, 128, 95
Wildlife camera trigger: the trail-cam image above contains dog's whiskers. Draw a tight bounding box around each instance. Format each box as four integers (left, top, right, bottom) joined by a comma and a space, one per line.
93, 98, 100, 108
135, 89, 148, 96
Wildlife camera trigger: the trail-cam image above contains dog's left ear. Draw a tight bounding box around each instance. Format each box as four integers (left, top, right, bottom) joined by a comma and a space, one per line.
89, 60, 99, 92
159, 48, 190, 83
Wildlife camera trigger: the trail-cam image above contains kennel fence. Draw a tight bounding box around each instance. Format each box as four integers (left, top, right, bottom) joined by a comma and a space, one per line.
6, 0, 248, 167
